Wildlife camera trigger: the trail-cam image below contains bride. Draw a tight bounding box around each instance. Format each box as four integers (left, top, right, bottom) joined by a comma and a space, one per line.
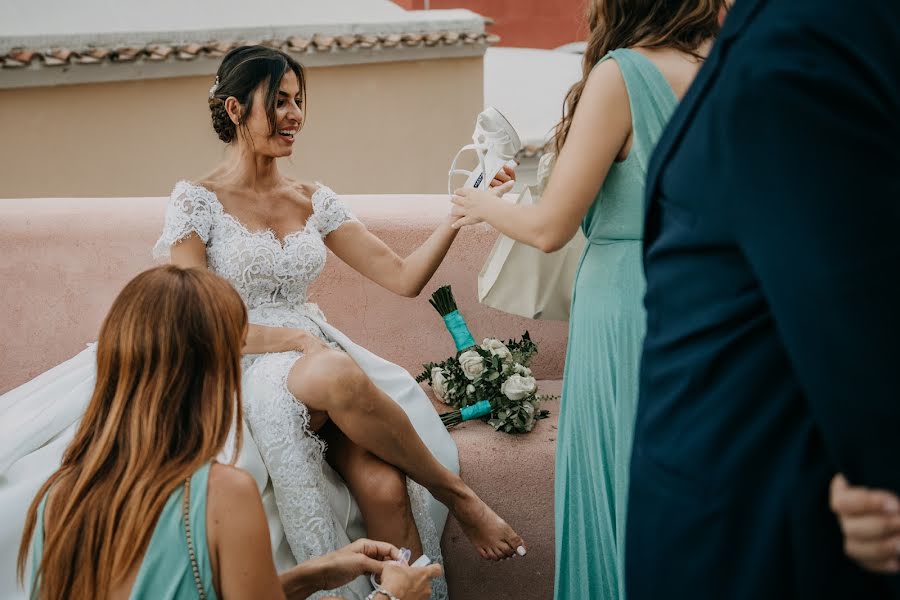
0, 45, 523, 600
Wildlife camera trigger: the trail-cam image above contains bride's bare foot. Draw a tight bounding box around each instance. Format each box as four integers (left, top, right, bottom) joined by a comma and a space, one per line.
451, 491, 525, 561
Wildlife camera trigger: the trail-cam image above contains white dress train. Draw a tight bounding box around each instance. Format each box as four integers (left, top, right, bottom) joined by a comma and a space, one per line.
0, 181, 458, 600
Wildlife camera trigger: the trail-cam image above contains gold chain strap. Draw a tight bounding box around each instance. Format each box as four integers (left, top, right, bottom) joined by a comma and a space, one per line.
182, 476, 208, 600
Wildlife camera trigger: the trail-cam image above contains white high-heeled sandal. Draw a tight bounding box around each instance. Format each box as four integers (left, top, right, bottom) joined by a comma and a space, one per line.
448, 106, 522, 195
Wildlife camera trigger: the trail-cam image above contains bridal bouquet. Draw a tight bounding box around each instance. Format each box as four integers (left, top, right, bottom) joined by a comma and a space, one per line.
416, 286, 554, 434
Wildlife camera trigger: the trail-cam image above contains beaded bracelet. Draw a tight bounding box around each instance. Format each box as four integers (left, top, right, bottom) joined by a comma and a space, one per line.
366, 584, 401, 600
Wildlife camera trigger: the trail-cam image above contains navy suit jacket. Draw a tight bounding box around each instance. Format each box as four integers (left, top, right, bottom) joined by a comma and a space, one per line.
627, 0, 900, 598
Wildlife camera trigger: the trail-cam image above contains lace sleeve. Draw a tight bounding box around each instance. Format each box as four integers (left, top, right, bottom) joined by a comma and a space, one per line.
311, 185, 358, 238
152, 181, 218, 258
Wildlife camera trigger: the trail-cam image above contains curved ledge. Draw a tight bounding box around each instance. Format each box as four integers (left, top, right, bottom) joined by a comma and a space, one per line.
0, 194, 568, 393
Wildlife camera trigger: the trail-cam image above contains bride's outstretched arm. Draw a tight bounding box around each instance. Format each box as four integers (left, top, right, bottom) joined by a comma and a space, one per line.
324, 215, 460, 298
323, 168, 515, 298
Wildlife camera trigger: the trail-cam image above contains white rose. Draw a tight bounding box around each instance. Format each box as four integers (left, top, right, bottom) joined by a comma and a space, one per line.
481, 338, 513, 363
513, 363, 532, 377
431, 367, 450, 403
501, 374, 537, 401
466, 384, 476, 395
458, 350, 486, 380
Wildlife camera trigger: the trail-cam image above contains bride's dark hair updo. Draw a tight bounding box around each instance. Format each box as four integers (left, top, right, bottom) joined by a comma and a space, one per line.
208, 45, 306, 143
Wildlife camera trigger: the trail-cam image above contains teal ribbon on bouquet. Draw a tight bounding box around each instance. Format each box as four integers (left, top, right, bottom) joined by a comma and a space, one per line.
442, 310, 476, 352
460, 400, 493, 421
440, 399, 495, 429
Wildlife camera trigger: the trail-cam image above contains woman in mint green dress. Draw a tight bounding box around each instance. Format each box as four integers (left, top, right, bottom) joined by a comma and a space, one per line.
18, 266, 439, 600
450, 2, 726, 597
18, 266, 257, 599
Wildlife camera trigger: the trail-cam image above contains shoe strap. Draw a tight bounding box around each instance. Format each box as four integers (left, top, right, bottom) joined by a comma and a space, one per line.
448, 143, 488, 194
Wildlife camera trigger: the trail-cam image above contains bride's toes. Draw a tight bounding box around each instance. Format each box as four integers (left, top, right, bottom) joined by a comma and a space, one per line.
510, 534, 527, 557
497, 540, 515, 559
453, 493, 527, 561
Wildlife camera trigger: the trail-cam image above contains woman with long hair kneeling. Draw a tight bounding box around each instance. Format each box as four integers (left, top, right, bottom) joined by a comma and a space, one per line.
18, 265, 440, 600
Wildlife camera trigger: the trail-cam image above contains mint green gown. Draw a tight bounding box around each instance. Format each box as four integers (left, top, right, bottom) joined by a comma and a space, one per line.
30, 464, 217, 599
554, 49, 678, 600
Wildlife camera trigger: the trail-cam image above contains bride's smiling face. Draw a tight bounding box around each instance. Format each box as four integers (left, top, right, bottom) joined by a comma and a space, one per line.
239, 70, 305, 159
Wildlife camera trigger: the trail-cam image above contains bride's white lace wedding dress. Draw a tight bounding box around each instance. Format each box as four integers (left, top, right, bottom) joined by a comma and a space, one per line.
0, 181, 457, 600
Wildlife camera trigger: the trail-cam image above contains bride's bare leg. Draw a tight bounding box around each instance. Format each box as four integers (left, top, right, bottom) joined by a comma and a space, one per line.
320, 422, 424, 558
290, 349, 525, 560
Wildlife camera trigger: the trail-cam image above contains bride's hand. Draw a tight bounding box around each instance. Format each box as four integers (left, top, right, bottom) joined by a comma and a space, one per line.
291, 329, 331, 355
450, 180, 514, 230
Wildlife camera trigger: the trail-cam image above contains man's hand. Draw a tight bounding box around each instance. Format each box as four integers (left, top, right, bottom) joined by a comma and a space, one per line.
291, 329, 332, 355
830, 474, 900, 573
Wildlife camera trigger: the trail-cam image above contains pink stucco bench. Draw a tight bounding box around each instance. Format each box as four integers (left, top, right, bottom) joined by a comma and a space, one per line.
0, 195, 567, 599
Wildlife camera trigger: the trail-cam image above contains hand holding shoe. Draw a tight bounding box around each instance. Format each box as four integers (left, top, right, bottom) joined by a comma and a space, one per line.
449, 180, 514, 230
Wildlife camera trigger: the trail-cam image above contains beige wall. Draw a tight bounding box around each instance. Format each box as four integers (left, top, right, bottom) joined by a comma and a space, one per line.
0, 57, 483, 198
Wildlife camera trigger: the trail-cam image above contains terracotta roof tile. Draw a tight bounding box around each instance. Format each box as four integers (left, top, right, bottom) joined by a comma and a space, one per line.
209, 42, 233, 55
84, 48, 112, 60
424, 32, 443, 47
381, 34, 402, 48
50, 48, 74, 62
357, 35, 379, 49
146, 45, 174, 61
336, 35, 356, 50
9, 49, 35, 63
403, 33, 425, 47
312, 34, 335, 51
287, 36, 310, 52
0, 30, 498, 71
113, 47, 142, 62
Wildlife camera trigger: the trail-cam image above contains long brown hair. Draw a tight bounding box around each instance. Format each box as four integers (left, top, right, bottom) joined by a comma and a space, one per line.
553, 0, 724, 154
18, 265, 247, 599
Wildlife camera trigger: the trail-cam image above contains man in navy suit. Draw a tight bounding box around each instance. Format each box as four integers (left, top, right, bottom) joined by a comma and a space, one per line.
627, 0, 900, 598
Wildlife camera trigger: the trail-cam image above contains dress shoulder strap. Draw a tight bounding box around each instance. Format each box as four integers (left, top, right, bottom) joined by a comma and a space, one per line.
600, 48, 681, 166
27, 492, 51, 594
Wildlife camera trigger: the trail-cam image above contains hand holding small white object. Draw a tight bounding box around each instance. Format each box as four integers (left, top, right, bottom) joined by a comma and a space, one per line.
450, 174, 516, 230
367, 547, 442, 600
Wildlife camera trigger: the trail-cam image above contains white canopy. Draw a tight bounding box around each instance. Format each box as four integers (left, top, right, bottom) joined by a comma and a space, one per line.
484, 47, 582, 149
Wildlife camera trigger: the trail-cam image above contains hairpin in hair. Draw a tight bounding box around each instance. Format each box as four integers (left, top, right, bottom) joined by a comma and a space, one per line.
208, 75, 220, 98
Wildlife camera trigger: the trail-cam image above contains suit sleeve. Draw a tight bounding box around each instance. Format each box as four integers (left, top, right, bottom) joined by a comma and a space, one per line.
721, 23, 900, 491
